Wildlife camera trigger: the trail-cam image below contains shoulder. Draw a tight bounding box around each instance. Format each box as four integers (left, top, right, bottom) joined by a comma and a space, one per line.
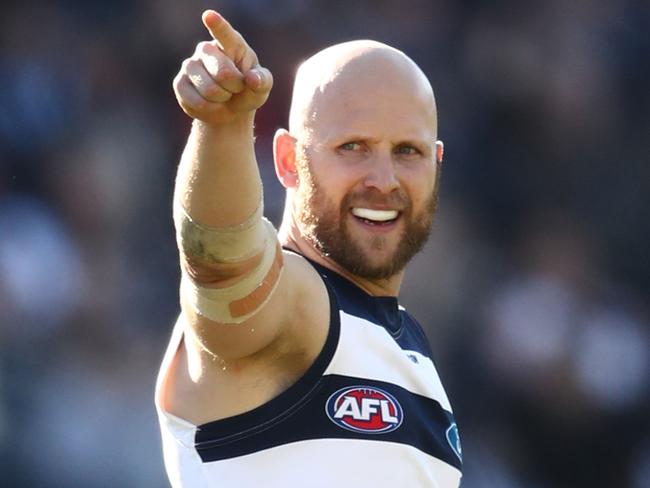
159, 250, 333, 425
277, 249, 331, 355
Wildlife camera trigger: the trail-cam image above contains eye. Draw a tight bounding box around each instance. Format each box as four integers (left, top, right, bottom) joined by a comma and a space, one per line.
339, 141, 362, 151
395, 144, 419, 156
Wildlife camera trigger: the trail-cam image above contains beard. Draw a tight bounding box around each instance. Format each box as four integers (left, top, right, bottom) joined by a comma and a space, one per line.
295, 159, 440, 280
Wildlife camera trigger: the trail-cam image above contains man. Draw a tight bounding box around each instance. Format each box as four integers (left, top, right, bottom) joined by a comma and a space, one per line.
156, 9, 462, 487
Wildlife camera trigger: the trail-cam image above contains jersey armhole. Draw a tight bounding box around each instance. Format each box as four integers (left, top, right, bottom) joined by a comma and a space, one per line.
194, 268, 341, 444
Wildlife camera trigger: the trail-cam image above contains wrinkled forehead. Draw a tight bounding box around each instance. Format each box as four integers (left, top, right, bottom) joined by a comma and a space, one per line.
289, 43, 437, 140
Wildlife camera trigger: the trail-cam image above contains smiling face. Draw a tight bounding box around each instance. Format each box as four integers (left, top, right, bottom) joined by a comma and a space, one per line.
295, 148, 439, 280
288, 44, 441, 280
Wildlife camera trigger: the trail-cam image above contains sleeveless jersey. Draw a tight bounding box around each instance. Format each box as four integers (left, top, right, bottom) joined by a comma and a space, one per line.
156, 257, 462, 487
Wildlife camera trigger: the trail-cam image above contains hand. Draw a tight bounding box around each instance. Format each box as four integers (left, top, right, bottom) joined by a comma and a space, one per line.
173, 10, 273, 125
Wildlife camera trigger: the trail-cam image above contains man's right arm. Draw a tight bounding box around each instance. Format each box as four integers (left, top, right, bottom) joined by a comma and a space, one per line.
171, 11, 303, 361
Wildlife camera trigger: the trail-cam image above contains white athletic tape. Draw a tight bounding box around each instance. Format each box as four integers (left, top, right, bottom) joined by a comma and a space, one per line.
180, 219, 283, 324
174, 199, 266, 263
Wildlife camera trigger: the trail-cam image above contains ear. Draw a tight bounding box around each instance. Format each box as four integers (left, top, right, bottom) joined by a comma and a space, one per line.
273, 129, 298, 189
435, 140, 444, 164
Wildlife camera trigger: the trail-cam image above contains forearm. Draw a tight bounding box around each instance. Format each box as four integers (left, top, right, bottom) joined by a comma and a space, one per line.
173, 114, 283, 325
170, 10, 283, 327
174, 114, 261, 229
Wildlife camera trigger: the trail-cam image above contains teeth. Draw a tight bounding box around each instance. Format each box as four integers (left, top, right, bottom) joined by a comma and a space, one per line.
351, 208, 399, 222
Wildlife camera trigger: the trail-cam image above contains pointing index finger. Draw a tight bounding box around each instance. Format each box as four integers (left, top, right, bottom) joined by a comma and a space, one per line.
202, 10, 245, 53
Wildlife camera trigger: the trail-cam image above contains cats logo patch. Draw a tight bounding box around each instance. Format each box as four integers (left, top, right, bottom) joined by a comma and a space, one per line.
446, 422, 462, 461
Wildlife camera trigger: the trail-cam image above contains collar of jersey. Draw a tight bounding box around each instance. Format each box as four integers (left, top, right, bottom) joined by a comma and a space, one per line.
300, 255, 403, 336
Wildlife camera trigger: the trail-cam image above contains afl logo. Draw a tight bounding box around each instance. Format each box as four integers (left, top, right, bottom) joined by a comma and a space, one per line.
325, 386, 403, 434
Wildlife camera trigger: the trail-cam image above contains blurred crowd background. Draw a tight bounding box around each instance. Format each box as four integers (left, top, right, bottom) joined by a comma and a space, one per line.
1, 0, 649, 486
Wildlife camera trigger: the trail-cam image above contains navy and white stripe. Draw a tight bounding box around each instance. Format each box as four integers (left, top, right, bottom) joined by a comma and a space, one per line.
156, 255, 462, 487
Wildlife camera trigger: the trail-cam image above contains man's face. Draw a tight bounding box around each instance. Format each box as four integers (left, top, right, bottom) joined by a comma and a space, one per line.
295, 154, 438, 280
293, 63, 440, 280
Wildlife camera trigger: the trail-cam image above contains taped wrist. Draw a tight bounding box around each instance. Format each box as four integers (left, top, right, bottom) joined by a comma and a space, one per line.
174, 200, 283, 324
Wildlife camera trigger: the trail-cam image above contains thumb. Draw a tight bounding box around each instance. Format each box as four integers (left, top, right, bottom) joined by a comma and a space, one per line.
244, 67, 273, 93
230, 67, 274, 113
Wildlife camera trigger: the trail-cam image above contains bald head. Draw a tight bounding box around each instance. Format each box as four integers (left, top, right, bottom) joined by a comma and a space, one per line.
288, 40, 437, 139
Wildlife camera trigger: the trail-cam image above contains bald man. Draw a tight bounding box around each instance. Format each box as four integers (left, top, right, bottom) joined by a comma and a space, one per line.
156, 10, 462, 487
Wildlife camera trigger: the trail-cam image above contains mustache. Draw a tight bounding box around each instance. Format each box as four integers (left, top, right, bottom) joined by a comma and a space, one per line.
342, 189, 411, 210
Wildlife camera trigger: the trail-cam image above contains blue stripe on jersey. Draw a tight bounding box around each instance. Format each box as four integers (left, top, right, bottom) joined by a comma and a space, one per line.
195, 374, 461, 471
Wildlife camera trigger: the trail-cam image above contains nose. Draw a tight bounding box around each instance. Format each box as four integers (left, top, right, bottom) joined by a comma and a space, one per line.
363, 153, 400, 193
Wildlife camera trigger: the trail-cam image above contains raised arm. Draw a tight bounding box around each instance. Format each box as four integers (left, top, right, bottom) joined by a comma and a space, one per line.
171, 11, 313, 362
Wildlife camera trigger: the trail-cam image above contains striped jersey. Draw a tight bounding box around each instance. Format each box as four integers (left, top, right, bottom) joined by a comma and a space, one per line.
156, 257, 462, 487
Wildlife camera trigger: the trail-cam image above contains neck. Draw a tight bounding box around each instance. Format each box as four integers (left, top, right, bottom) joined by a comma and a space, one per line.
278, 217, 404, 297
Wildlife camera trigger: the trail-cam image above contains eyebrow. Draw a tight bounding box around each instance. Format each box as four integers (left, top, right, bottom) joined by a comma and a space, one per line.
330, 133, 433, 152
326, 133, 431, 146
323, 133, 378, 145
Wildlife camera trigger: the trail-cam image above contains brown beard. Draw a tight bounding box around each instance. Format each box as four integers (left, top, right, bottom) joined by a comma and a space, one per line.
295, 157, 440, 280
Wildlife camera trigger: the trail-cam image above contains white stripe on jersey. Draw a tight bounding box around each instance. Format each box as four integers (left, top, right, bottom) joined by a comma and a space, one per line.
200, 438, 461, 488
324, 311, 453, 412
159, 414, 205, 488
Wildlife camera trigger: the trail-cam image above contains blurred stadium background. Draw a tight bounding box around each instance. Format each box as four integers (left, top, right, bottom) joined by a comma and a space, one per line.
1, 1, 649, 486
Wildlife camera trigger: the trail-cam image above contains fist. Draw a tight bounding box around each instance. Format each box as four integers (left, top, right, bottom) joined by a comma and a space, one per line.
173, 10, 273, 125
